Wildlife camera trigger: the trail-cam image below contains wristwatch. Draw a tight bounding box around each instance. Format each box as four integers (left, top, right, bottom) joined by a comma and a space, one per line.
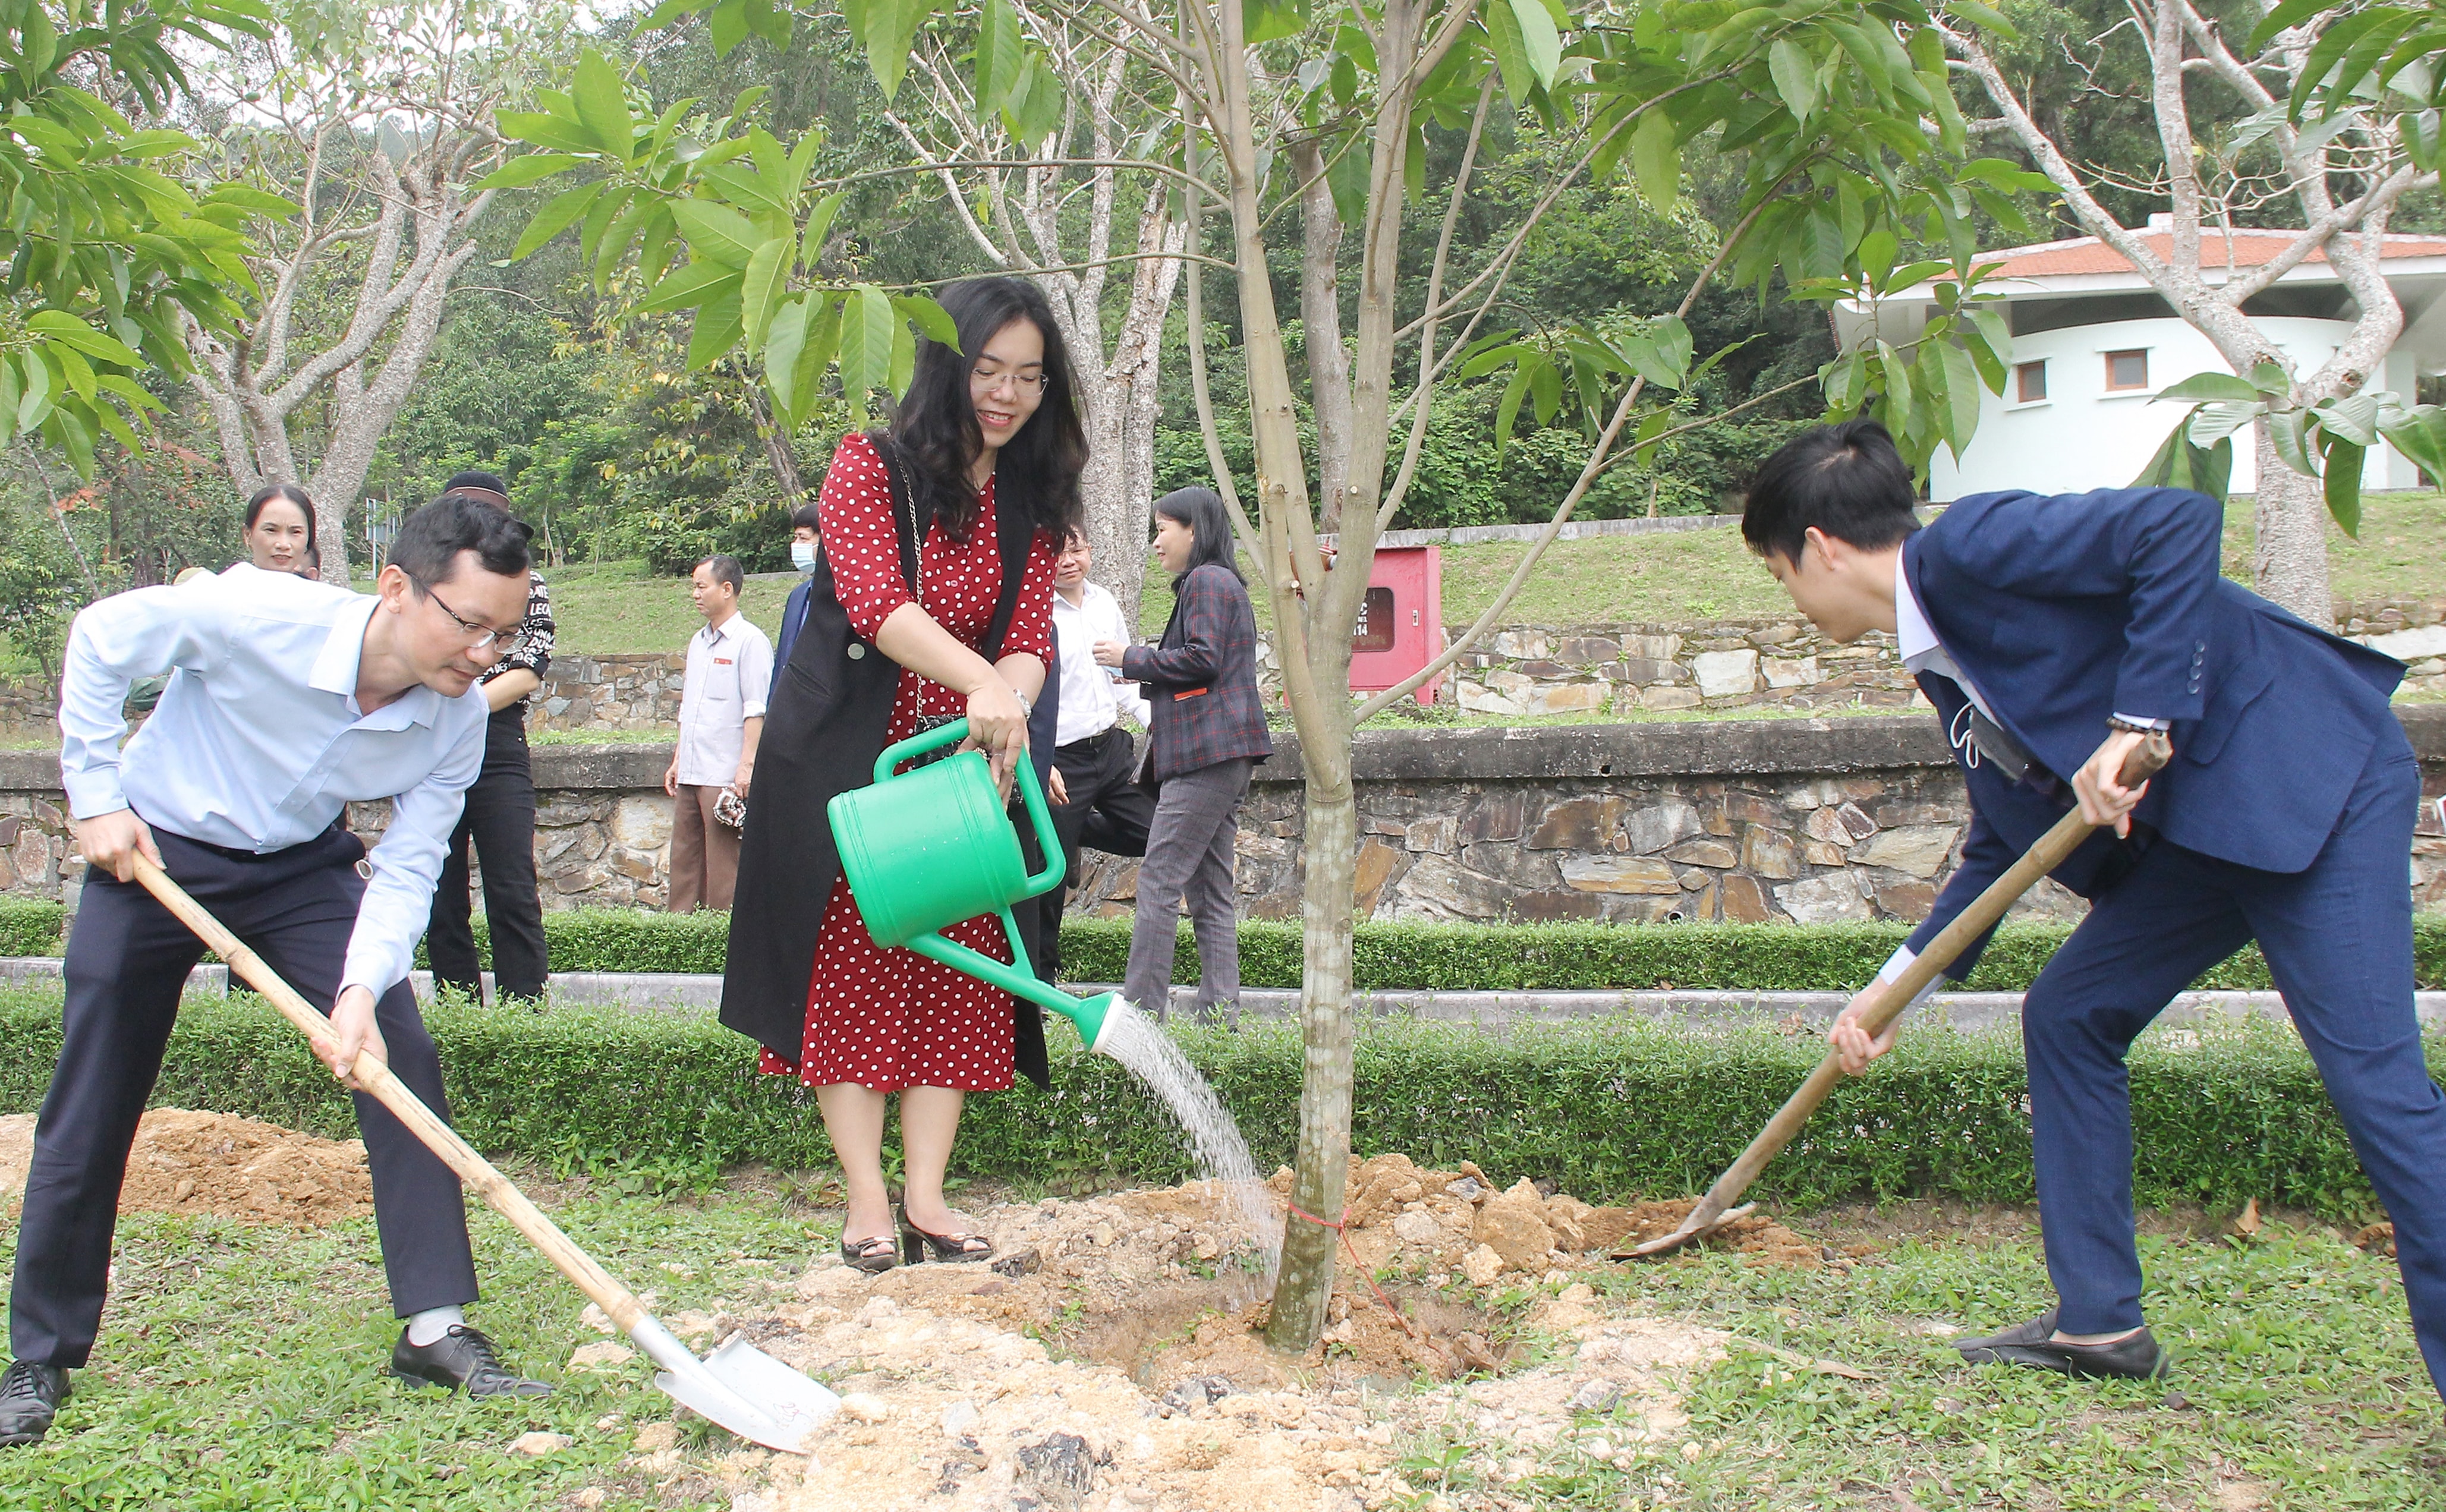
1010, 685, 1034, 717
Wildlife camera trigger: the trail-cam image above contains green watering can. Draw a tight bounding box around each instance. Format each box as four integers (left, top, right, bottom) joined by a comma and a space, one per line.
828, 717, 1122, 1054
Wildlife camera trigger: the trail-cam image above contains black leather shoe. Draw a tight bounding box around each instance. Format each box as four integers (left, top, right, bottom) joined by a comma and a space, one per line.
0, 1360, 69, 1447
392, 1325, 554, 1398
1957, 1308, 2167, 1379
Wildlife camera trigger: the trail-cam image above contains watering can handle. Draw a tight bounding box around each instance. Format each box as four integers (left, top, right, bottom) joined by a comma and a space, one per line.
872, 717, 1065, 896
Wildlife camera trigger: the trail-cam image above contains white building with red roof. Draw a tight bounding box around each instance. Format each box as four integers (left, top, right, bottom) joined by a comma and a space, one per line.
1833, 215, 2446, 500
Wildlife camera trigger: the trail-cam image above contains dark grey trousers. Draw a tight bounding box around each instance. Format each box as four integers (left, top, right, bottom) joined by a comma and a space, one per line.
10, 826, 478, 1369
1122, 757, 1250, 1020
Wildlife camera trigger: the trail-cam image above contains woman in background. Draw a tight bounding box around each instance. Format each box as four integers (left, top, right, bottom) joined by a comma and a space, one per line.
1094, 487, 1270, 1022
242, 484, 316, 577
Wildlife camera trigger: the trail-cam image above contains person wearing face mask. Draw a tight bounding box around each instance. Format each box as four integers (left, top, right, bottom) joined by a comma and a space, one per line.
772, 502, 823, 698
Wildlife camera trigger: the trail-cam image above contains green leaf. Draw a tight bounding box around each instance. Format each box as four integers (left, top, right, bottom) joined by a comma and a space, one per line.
839, 283, 896, 398
739, 234, 792, 357
1494, 365, 1533, 455
1877, 340, 1913, 427
2268, 408, 2319, 478
492, 111, 605, 156
669, 199, 765, 267
1531, 358, 1562, 425
2379, 405, 2446, 487
793, 294, 844, 418
764, 294, 812, 417
512, 182, 602, 260
1482, 0, 1535, 106
858, 0, 932, 100
1007, 55, 1065, 149
473, 153, 587, 190
27, 311, 143, 367
2322, 434, 2365, 537
800, 192, 844, 273
2249, 360, 2292, 396
573, 51, 636, 163
638, 260, 742, 314
975, 0, 1024, 113
1937, 340, 1982, 456
2153, 371, 2265, 404
1650, 315, 1693, 387
1631, 110, 1679, 210
685, 291, 745, 371
17, 354, 53, 434
893, 294, 959, 352
1506, 0, 1563, 90
890, 315, 917, 396
709, 0, 750, 55
1631, 407, 1671, 465
1767, 37, 1817, 124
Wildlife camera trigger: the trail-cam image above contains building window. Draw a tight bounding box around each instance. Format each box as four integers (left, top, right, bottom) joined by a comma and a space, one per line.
2014, 360, 2048, 404
2104, 349, 2150, 392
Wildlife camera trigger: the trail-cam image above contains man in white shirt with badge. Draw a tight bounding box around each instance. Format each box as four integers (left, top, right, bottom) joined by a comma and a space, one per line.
663, 554, 772, 913
1025, 527, 1155, 981
1, 493, 552, 1450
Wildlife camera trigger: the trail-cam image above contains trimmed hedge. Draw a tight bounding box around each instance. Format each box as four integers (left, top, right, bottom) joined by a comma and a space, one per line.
7, 898, 2444, 991
0, 989, 2399, 1216
438, 909, 2446, 993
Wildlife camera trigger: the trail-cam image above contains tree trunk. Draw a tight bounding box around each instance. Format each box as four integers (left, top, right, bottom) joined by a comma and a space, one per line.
1266, 685, 1356, 1350
747, 384, 807, 506
1293, 141, 1351, 531
2251, 423, 2335, 626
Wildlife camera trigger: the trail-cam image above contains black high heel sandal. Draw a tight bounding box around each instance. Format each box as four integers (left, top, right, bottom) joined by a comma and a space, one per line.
839, 1232, 899, 1275
896, 1203, 994, 1264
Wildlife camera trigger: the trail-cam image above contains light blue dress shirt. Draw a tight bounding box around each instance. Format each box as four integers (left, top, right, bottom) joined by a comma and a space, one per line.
59, 563, 488, 1000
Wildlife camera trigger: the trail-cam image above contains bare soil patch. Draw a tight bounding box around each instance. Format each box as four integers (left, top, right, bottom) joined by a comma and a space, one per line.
632, 1155, 1819, 1512
0, 1109, 371, 1226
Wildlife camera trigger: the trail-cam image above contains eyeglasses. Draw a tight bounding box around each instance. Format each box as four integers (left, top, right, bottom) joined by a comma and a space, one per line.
971, 366, 1048, 395
414, 575, 527, 653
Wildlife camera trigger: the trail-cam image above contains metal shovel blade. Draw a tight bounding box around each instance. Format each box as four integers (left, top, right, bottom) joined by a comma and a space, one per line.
636, 1319, 841, 1453
1613, 1202, 1756, 1260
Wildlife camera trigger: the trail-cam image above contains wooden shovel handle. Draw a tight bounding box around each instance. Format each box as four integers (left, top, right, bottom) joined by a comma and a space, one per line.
130, 853, 654, 1339
1650, 732, 2171, 1244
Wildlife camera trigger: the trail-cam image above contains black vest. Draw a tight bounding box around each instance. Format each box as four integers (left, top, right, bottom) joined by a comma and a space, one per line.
720, 434, 1060, 1088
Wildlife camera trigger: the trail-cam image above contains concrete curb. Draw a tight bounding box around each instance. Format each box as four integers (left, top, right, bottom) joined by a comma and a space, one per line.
6, 958, 2433, 1032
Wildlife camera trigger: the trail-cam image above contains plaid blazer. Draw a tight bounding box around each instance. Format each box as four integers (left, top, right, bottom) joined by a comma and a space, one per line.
1123, 562, 1272, 783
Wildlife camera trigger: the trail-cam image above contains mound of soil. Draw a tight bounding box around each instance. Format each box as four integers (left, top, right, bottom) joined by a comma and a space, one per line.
637, 1162, 1803, 1512
0, 1109, 372, 1227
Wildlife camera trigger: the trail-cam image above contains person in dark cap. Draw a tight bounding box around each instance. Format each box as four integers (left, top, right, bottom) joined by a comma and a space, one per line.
420, 471, 553, 1003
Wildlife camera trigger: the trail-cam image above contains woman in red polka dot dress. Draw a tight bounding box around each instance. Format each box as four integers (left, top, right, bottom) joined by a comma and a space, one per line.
721, 278, 1085, 1273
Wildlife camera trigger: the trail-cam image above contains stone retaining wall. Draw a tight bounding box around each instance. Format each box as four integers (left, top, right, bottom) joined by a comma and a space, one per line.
0, 709, 2438, 925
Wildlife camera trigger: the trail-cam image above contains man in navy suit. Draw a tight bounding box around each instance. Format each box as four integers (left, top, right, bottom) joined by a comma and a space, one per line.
1744, 418, 2439, 1393
772, 501, 821, 691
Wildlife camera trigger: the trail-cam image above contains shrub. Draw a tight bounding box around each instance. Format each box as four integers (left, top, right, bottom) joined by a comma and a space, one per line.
0, 990, 2396, 1217
0, 898, 63, 957
421, 911, 2446, 993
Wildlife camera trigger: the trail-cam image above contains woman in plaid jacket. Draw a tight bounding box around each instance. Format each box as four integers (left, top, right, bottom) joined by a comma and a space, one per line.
1094, 487, 1271, 1019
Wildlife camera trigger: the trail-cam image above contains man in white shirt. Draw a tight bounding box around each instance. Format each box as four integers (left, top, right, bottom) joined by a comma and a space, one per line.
1025, 528, 1155, 981
663, 554, 772, 913
2, 494, 551, 1450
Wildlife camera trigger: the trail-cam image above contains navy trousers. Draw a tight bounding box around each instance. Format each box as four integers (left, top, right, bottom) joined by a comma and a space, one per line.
9, 826, 478, 1370
2022, 726, 2445, 1394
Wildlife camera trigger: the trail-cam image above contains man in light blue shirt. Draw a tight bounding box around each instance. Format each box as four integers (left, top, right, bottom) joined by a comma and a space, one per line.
1, 493, 553, 1449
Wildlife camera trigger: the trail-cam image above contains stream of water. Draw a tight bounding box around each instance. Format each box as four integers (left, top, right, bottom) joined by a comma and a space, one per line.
1093, 998, 1283, 1281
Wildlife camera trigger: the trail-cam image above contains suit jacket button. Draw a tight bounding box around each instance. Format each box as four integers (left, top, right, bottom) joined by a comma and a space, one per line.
847, 643, 866, 659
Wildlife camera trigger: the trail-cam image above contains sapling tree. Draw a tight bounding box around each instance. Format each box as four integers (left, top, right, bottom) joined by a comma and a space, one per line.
495, 0, 2043, 1350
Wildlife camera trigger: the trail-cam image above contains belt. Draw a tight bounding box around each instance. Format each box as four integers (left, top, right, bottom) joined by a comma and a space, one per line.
1056, 723, 1126, 752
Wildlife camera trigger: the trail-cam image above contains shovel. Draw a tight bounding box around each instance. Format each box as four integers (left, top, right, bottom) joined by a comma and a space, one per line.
1619, 733, 2172, 1260
128, 853, 841, 1453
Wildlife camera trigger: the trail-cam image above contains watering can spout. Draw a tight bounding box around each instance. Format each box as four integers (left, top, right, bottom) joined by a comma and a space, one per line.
1043, 990, 1124, 1057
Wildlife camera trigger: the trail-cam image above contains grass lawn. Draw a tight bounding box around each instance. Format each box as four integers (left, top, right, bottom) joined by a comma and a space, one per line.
543, 492, 2444, 656
5, 1170, 2439, 1509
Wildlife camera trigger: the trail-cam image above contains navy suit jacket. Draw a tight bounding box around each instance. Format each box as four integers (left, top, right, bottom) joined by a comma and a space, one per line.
770, 578, 813, 701
1902, 486, 2403, 975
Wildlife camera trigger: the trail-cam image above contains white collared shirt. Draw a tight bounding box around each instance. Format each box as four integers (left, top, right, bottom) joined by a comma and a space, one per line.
58, 563, 489, 1000
676, 612, 773, 786
1896, 557, 2167, 733
1051, 579, 1151, 745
